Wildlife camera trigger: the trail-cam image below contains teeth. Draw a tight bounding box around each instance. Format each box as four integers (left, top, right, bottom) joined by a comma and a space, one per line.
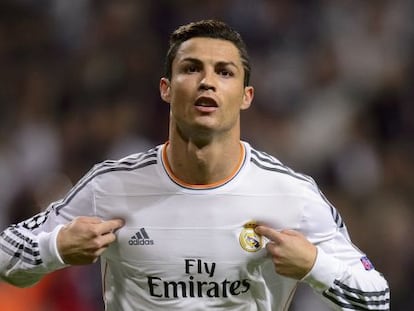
195, 97, 217, 107
197, 102, 211, 107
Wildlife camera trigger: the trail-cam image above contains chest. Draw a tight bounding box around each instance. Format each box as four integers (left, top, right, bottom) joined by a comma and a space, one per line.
97, 193, 303, 274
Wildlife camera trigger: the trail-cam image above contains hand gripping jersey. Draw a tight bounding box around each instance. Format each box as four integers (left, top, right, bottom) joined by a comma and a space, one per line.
0, 142, 390, 310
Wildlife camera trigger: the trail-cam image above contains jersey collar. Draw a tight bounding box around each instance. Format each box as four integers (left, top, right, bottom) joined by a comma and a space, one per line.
161, 141, 246, 190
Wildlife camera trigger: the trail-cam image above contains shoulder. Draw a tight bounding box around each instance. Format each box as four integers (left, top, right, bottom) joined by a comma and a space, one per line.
90, 145, 161, 178
68, 145, 161, 194
246, 142, 317, 191
245, 143, 341, 219
50, 146, 162, 215
247, 145, 344, 233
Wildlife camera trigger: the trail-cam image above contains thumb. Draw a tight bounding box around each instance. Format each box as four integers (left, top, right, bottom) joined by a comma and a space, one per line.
98, 218, 125, 234
75, 216, 105, 224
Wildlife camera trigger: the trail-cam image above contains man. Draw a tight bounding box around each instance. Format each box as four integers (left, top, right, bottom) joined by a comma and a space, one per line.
0, 20, 390, 310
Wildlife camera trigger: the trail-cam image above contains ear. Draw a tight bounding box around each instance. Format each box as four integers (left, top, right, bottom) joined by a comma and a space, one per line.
160, 78, 171, 103
240, 86, 254, 110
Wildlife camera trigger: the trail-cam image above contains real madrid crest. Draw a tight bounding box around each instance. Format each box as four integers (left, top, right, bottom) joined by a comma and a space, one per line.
239, 221, 263, 252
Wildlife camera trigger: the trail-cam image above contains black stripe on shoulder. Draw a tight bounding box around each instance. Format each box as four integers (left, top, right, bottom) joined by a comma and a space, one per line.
251, 149, 282, 167
88, 147, 159, 175
251, 157, 312, 184
55, 148, 159, 214
251, 149, 346, 228
319, 190, 344, 228
250, 149, 314, 184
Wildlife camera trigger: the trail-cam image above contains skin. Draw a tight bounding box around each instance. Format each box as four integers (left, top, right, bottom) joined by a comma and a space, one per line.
57, 217, 124, 265
160, 37, 253, 184
255, 227, 317, 279
57, 37, 317, 280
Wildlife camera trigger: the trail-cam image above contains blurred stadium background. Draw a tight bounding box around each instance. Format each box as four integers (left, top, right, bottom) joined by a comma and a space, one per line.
0, 0, 413, 310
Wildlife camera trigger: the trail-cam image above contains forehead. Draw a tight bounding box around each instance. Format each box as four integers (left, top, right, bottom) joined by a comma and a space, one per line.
174, 37, 242, 65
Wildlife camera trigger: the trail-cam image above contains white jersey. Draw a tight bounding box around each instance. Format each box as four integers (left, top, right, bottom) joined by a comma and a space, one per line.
0, 142, 390, 310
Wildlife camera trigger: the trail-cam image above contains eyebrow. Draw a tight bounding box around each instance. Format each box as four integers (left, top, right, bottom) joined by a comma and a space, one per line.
180, 57, 239, 69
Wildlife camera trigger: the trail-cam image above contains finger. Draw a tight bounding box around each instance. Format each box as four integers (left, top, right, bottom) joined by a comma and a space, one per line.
280, 229, 302, 236
91, 232, 118, 260
76, 216, 105, 224
281, 229, 306, 239
98, 231, 118, 247
96, 219, 125, 234
255, 226, 284, 243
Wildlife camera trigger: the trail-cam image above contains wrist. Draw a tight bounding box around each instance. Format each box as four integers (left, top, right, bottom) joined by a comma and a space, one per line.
300, 246, 344, 292
38, 224, 68, 270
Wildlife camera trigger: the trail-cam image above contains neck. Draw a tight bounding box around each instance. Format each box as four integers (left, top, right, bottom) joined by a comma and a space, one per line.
164, 134, 244, 186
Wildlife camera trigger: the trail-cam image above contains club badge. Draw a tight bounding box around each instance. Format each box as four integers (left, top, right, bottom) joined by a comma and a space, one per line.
239, 221, 263, 252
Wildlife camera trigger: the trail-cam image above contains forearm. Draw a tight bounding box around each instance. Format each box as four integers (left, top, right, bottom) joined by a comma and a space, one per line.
0, 223, 67, 287
303, 247, 390, 310
0, 165, 102, 286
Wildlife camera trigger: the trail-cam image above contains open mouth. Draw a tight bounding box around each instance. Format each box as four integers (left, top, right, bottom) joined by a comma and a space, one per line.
194, 97, 218, 112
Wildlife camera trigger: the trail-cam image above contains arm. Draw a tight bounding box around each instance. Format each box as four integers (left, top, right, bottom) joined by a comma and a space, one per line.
256, 191, 390, 310
0, 168, 123, 287
301, 226, 390, 310
0, 207, 67, 287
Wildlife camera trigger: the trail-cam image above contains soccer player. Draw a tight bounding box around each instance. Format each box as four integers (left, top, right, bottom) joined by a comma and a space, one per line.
0, 20, 390, 310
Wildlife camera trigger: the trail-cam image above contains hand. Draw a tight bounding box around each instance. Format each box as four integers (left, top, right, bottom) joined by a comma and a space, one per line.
57, 216, 124, 265
255, 226, 317, 280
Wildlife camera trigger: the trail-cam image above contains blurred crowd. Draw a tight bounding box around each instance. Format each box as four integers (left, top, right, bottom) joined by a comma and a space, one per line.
0, 0, 413, 310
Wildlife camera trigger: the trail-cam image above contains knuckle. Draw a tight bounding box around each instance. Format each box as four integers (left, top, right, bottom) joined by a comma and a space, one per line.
107, 233, 116, 243
266, 242, 277, 253
89, 227, 101, 237
91, 239, 103, 249
74, 216, 88, 223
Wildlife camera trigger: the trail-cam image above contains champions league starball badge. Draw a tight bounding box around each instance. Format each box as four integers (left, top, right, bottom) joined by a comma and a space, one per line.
239, 221, 263, 252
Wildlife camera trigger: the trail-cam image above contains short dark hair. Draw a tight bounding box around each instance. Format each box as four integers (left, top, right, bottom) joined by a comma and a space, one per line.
165, 20, 251, 86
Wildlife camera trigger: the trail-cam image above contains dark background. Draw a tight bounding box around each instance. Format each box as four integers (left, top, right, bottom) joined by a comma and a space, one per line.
0, 1, 413, 310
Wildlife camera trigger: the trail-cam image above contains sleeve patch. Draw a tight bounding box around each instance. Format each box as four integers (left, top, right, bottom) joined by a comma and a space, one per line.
360, 256, 374, 271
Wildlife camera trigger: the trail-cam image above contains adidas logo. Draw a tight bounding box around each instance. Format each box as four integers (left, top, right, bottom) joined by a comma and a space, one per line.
128, 228, 154, 246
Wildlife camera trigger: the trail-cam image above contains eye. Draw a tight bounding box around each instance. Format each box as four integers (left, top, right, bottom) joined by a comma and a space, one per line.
218, 68, 234, 78
184, 64, 200, 74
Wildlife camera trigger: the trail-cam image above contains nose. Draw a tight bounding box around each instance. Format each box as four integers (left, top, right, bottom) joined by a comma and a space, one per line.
199, 82, 215, 92
199, 70, 216, 92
